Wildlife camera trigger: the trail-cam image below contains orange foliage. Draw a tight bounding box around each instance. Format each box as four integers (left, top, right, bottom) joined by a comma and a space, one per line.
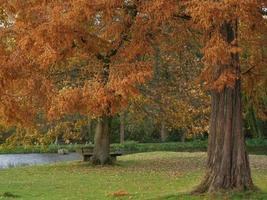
1, 0, 266, 126
188, 0, 267, 92
0, 0, 156, 123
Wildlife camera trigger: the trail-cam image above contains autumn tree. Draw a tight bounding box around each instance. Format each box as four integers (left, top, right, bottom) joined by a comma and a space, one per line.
0, 0, 153, 165
124, 0, 267, 193
187, 0, 267, 193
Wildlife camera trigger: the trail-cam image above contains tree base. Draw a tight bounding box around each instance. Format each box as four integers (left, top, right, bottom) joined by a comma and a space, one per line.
90, 156, 114, 166
191, 171, 256, 194
91, 116, 112, 166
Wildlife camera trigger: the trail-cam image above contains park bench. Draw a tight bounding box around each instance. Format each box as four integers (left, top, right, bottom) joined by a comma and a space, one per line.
78, 147, 123, 162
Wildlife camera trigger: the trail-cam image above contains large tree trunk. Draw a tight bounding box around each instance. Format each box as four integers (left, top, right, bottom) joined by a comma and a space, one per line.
91, 116, 112, 165
193, 80, 254, 193
120, 112, 125, 144
193, 22, 254, 193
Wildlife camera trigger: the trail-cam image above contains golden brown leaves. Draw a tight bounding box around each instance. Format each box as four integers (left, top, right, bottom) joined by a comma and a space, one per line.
48, 88, 86, 120
5, 126, 42, 146
0, 0, 156, 123
141, 0, 179, 24
210, 69, 237, 91
203, 33, 232, 66
48, 61, 152, 119
188, 0, 267, 92
108, 190, 130, 197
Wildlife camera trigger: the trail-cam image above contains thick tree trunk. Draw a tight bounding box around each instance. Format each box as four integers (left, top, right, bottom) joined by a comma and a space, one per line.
193, 80, 254, 193
120, 112, 125, 144
91, 116, 112, 165
193, 22, 254, 193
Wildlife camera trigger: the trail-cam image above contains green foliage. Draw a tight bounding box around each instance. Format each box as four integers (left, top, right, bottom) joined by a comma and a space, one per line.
246, 138, 267, 147
115, 140, 208, 154
113, 139, 267, 155
0, 144, 88, 154
0, 139, 266, 155
244, 95, 267, 139
115, 141, 140, 152
245, 139, 267, 155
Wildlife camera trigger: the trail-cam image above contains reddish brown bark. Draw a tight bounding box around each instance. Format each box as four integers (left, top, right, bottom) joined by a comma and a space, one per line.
193, 80, 254, 193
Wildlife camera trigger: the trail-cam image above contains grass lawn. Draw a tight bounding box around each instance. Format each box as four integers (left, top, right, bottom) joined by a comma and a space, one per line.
0, 152, 266, 200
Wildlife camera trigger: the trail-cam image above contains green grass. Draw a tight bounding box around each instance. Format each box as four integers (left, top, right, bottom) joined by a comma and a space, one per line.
0, 152, 267, 199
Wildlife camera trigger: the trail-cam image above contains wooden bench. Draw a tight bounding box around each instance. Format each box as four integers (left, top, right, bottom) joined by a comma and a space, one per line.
79, 147, 123, 162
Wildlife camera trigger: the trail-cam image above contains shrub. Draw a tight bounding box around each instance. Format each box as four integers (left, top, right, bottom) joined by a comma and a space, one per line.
0, 139, 266, 155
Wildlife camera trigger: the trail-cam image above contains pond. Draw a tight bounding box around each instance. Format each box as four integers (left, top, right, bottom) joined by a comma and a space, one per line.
0, 153, 82, 169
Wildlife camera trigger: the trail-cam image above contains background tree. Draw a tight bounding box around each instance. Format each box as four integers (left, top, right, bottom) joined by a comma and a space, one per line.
119, 111, 126, 144
128, 37, 210, 142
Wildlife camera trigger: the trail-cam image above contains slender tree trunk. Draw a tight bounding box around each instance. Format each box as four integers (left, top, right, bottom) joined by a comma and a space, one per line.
120, 112, 126, 144
181, 132, 186, 143
91, 116, 112, 165
193, 22, 254, 193
160, 122, 168, 142
54, 136, 58, 145
85, 118, 92, 144
247, 105, 262, 138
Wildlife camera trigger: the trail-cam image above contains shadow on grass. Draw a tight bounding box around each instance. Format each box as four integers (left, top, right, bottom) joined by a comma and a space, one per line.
150, 191, 267, 200
0, 192, 21, 198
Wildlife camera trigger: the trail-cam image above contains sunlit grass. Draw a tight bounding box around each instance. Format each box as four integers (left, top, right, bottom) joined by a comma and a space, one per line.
0, 152, 266, 200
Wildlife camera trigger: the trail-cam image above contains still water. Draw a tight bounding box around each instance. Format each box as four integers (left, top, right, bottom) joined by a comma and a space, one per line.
0, 153, 82, 169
